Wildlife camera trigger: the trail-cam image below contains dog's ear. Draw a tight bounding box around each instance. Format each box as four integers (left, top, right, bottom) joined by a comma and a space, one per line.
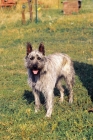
38, 42, 45, 55
26, 42, 32, 56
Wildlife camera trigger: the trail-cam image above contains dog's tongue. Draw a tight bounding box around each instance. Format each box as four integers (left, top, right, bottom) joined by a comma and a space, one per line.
33, 70, 38, 75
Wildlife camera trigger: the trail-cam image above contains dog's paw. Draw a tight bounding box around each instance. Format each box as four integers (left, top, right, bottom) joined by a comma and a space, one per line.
45, 110, 52, 118
59, 97, 64, 103
45, 114, 51, 118
35, 109, 38, 113
69, 98, 73, 104
35, 108, 40, 113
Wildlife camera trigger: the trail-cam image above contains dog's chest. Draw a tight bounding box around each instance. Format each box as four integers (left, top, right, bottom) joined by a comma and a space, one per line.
32, 80, 44, 92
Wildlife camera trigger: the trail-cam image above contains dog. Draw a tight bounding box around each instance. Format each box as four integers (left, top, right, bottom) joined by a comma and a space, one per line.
25, 42, 75, 117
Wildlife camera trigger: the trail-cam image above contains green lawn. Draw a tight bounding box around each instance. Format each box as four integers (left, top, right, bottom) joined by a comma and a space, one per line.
0, 0, 93, 139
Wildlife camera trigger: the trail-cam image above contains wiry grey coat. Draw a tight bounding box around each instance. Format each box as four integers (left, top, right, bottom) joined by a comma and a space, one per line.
25, 42, 75, 117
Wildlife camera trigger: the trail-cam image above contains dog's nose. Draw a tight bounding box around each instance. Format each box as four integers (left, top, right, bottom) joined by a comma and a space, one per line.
33, 64, 37, 69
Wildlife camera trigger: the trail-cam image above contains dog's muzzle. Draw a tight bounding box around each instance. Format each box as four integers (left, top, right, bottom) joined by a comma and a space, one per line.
31, 64, 39, 75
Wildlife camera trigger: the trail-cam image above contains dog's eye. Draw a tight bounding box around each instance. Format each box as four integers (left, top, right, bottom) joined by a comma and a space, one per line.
37, 57, 41, 60
30, 57, 34, 60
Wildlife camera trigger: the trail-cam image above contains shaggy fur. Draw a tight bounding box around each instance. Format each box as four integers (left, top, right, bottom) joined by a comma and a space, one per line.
25, 42, 75, 117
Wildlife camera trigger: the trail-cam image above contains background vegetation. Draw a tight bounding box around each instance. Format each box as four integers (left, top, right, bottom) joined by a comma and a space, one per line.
0, 0, 93, 139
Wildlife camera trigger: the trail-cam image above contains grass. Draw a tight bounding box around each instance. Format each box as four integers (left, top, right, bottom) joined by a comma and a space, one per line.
0, 0, 93, 139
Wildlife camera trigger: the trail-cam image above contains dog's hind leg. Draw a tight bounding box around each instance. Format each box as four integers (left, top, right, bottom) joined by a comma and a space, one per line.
33, 90, 41, 113
56, 79, 64, 102
65, 76, 74, 103
68, 83, 73, 103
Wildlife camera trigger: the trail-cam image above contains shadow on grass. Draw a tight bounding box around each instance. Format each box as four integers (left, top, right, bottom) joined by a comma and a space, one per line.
74, 61, 93, 102
23, 90, 45, 104
23, 90, 34, 104
54, 86, 69, 97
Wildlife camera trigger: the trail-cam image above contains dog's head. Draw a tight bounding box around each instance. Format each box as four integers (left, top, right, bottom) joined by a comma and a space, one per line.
25, 42, 46, 75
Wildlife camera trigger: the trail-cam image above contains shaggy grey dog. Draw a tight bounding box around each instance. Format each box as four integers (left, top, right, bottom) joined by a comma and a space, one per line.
25, 42, 75, 117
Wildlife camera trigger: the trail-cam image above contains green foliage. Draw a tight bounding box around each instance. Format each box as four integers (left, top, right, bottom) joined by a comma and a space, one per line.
0, 1, 93, 139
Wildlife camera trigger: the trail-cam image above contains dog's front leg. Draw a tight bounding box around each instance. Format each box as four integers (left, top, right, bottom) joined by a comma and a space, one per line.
45, 91, 54, 118
33, 90, 41, 113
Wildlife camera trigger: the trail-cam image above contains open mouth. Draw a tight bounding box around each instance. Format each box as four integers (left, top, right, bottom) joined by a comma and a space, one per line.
32, 70, 39, 75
